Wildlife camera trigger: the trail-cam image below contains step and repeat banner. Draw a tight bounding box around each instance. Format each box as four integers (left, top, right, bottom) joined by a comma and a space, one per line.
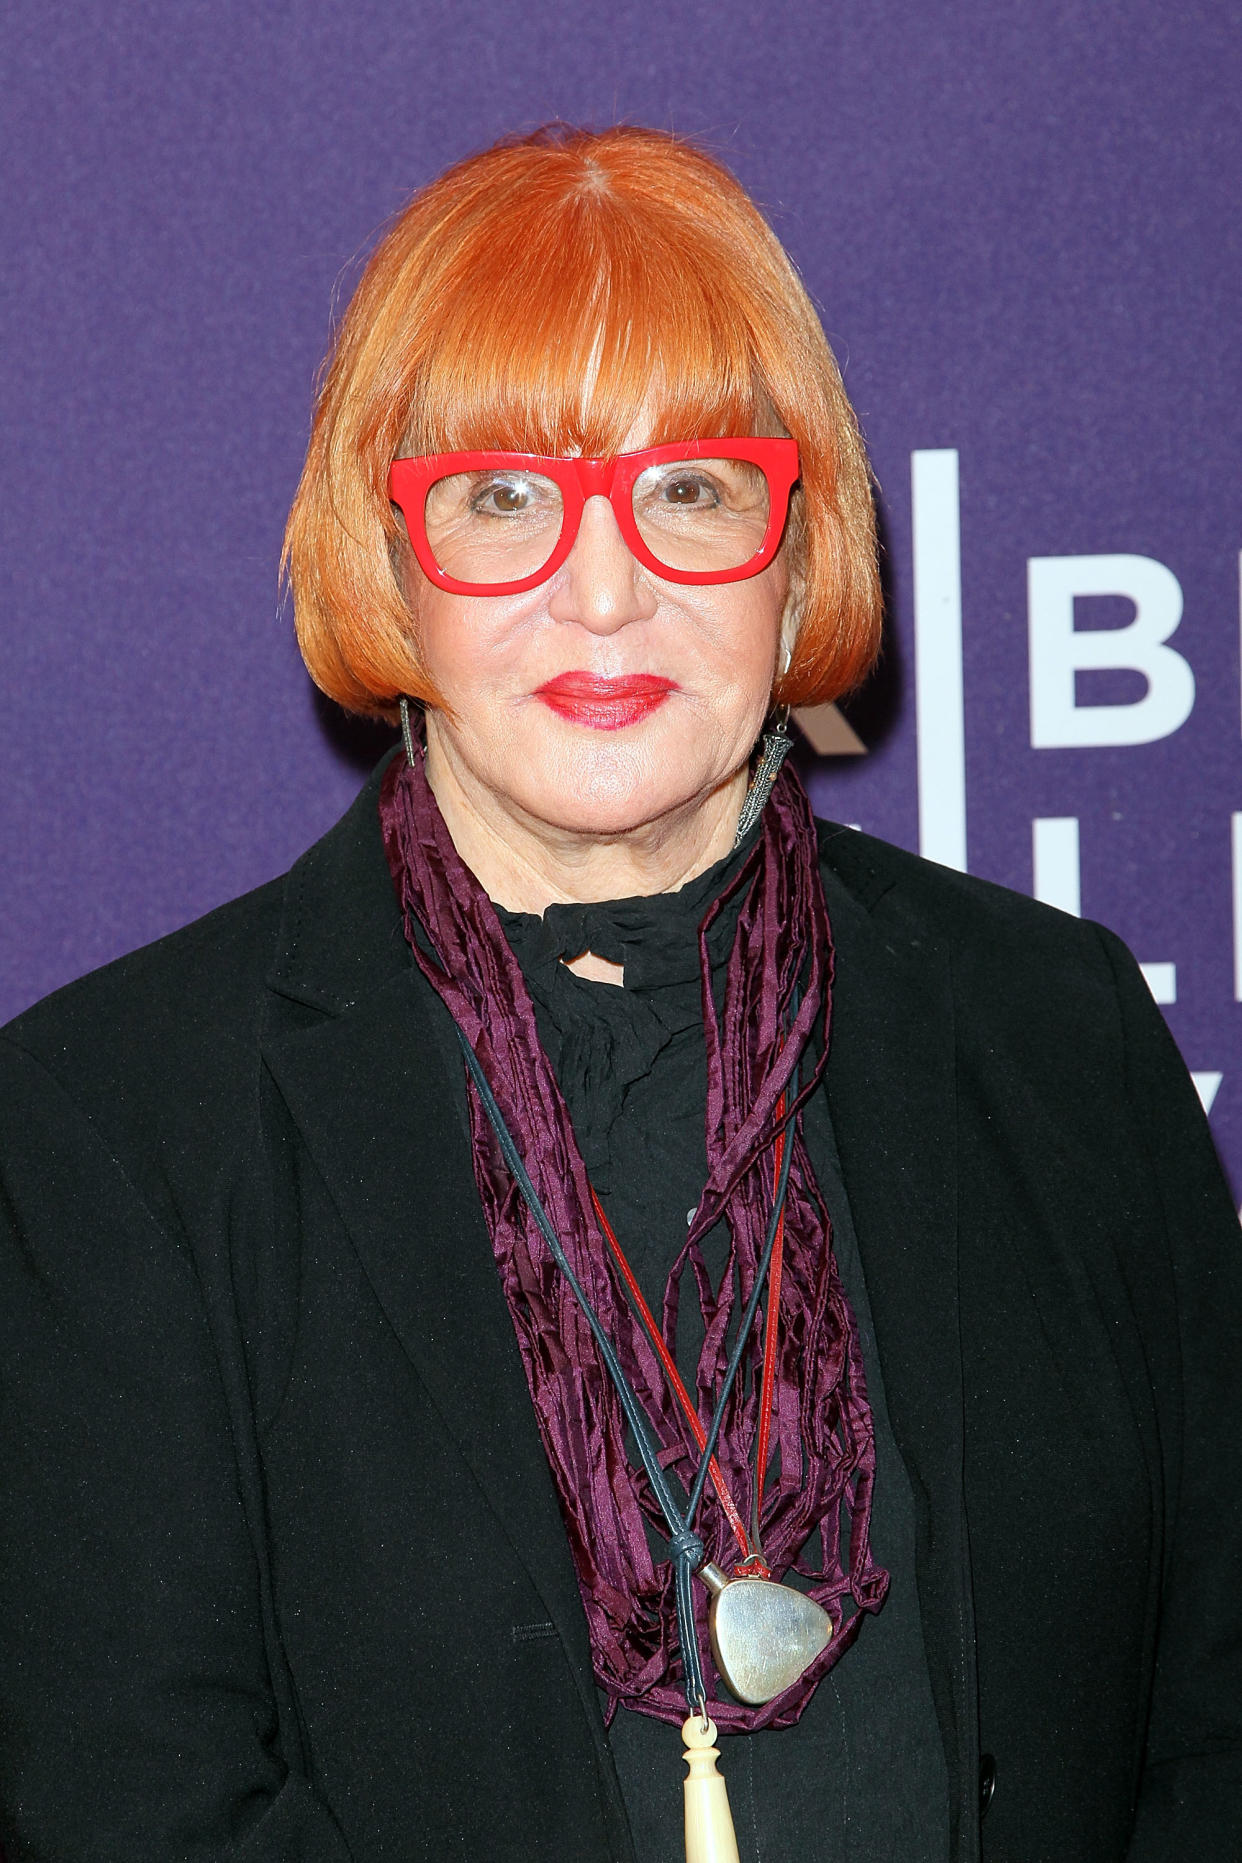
2, 2, 1239, 1194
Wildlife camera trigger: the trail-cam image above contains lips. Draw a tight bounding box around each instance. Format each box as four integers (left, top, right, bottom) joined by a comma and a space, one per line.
534, 672, 677, 730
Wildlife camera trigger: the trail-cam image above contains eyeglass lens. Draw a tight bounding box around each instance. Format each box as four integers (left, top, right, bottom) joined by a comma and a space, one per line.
421, 457, 772, 584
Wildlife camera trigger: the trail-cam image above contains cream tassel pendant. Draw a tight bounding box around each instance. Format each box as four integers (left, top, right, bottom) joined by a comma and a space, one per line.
681, 1714, 740, 1863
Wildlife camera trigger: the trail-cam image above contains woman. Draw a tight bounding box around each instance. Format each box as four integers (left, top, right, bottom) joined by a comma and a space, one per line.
1, 125, 1238, 1863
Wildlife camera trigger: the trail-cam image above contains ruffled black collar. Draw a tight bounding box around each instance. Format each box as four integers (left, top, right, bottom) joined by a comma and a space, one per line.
495, 831, 751, 992
494, 833, 752, 1177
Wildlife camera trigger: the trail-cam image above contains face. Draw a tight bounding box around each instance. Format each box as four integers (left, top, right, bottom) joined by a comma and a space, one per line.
398, 443, 790, 844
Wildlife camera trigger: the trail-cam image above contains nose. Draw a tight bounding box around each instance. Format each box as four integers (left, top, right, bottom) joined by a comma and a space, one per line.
546, 494, 658, 635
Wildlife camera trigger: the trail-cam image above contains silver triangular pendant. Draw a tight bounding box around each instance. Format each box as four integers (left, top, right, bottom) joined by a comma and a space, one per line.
702, 1567, 833, 1705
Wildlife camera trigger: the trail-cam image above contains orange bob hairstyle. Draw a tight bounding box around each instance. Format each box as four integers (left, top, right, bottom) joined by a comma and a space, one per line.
284, 125, 882, 719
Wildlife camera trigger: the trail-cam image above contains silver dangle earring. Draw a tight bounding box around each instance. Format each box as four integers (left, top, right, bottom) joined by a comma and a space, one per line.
732, 637, 796, 848
733, 710, 793, 848
399, 696, 418, 766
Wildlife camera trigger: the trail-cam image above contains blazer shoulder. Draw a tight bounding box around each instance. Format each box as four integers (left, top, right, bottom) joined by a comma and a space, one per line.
814, 816, 1131, 1026
816, 816, 1095, 944
2, 751, 401, 1084
3, 873, 289, 1076
1, 756, 403, 1185
0, 874, 296, 1197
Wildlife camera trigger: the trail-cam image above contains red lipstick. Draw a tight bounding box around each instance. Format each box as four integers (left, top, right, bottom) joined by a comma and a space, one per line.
534, 672, 676, 730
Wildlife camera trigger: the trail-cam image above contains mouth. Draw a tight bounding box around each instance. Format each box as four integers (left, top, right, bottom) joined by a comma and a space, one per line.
533, 672, 677, 730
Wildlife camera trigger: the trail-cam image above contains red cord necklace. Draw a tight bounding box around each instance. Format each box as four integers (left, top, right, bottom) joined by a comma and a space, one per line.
588, 1088, 833, 1713
589, 1093, 788, 1578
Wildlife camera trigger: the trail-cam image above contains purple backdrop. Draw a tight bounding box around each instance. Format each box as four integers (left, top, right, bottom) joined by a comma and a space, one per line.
3, 1, 1239, 1195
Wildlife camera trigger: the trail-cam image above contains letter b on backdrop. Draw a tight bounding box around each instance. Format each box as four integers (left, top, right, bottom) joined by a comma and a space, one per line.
1028, 554, 1195, 748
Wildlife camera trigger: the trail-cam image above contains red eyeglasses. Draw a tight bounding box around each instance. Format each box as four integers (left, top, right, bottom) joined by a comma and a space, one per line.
387, 438, 799, 595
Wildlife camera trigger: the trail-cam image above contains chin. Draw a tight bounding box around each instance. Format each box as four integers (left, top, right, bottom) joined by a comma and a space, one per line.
522, 739, 712, 840
541, 800, 682, 839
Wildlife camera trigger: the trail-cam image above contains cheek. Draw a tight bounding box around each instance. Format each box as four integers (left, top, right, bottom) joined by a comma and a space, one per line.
407, 584, 515, 706
696, 575, 786, 695
413, 597, 468, 692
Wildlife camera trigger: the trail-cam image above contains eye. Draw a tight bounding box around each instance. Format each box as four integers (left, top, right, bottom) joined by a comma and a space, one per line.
661, 473, 717, 507
471, 475, 540, 516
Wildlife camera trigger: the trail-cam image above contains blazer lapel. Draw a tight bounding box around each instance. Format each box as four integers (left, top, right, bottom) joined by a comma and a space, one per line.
258, 763, 604, 1742
819, 829, 981, 1860
261, 976, 599, 1696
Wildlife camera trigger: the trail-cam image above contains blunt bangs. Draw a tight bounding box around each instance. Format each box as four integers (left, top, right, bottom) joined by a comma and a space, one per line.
401, 197, 759, 462
284, 125, 881, 719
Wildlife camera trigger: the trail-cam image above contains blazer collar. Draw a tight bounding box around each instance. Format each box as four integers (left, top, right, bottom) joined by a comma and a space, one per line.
263, 767, 976, 1853
266, 746, 410, 1015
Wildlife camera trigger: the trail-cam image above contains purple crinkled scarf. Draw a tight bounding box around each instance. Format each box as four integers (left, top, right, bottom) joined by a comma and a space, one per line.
379, 748, 888, 1730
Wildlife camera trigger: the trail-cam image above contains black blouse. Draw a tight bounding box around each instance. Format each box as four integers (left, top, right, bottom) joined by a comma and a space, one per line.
497, 848, 949, 1863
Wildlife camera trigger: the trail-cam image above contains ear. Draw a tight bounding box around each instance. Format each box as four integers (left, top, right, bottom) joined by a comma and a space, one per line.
773, 591, 800, 694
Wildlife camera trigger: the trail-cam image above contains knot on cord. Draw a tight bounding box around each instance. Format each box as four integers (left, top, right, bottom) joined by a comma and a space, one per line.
670, 1527, 705, 1572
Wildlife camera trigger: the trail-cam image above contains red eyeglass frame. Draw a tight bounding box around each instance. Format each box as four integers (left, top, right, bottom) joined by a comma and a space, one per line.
386, 437, 800, 596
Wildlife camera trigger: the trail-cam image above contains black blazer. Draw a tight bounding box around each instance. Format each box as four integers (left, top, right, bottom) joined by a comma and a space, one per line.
1, 757, 1239, 1862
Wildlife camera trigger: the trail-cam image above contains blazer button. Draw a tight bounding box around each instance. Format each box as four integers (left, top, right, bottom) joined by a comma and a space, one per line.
979, 1753, 997, 1818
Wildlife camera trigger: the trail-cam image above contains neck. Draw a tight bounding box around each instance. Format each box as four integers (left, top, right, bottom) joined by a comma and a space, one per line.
422, 724, 748, 922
